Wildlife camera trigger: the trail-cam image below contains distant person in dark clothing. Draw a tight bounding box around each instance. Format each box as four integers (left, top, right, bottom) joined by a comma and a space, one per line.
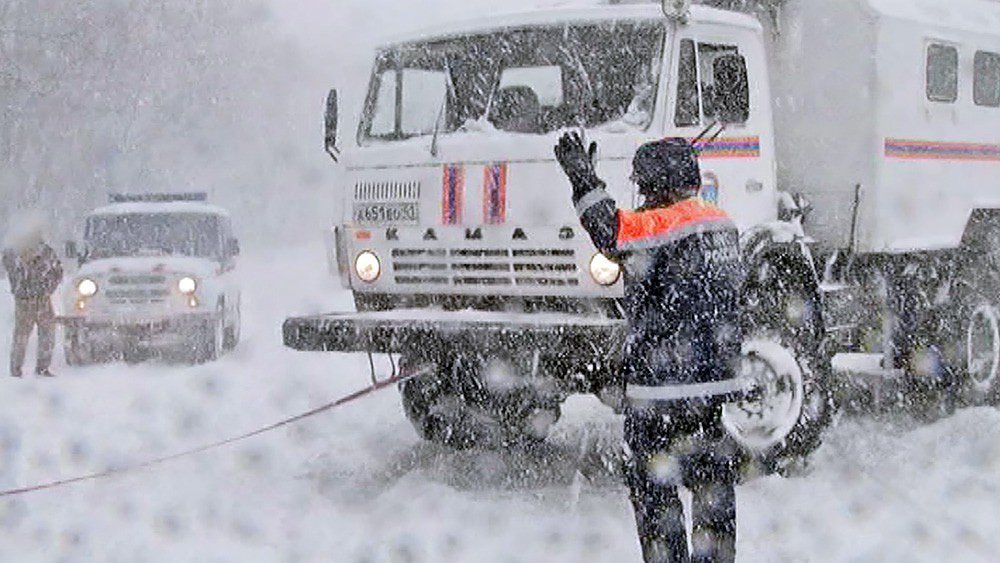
555, 133, 745, 562
3, 222, 63, 378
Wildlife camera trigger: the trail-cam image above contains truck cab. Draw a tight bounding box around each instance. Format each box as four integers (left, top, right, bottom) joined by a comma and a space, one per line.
333, 4, 775, 303
62, 193, 241, 364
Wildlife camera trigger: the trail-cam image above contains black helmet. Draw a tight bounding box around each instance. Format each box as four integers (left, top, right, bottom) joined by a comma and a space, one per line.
631, 138, 701, 202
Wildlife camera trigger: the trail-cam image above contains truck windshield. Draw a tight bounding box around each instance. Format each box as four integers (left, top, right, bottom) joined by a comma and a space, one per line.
360, 20, 664, 142
84, 213, 222, 261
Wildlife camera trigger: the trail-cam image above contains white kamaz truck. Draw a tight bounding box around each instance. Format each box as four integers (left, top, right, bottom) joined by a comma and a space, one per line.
284, 0, 1000, 471
62, 193, 242, 364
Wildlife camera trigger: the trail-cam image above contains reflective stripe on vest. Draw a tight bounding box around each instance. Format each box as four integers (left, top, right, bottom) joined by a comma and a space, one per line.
617, 198, 734, 252
625, 378, 745, 402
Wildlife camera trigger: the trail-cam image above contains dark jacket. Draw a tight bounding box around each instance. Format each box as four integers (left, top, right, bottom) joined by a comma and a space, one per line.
3, 244, 63, 299
575, 187, 744, 405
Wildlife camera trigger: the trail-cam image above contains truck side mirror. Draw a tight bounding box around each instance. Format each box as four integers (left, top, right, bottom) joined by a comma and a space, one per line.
325, 88, 340, 162
227, 238, 240, 258
712, 54, 750, 125
65, 241, 78, 259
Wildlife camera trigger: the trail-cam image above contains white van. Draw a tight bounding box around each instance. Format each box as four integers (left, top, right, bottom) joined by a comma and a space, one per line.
62, 194, 241, 364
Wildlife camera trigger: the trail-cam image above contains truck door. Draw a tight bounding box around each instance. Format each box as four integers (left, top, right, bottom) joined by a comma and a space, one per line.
666, 26, 775, 230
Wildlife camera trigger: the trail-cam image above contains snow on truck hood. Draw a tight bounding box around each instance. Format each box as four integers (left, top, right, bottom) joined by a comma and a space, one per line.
75, 256, 221, 278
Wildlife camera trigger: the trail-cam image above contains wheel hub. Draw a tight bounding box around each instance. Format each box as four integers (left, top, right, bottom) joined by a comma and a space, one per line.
722, 339, 805, 452
967, 303, 1000, 393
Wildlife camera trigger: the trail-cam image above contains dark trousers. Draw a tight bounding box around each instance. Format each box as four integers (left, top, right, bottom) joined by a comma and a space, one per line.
10, 296, 55, 375
624, 402, 737, 563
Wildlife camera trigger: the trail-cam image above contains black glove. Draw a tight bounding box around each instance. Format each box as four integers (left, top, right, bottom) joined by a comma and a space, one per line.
554, 132, 603, 201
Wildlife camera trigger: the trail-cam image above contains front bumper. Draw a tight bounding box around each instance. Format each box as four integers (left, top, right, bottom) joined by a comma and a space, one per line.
60, 313, 217, 347
282, 309, 626, 356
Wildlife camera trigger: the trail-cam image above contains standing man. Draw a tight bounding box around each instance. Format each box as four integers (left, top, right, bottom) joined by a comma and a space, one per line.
3, 224, 63, 378
555, 133, 745, 562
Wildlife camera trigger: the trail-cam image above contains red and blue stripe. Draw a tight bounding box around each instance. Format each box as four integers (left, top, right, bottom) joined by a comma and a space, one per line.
442, 164, 465, 225
885, 139, 1000, 161
483, 163, 507, 224
692, 136, 760, 159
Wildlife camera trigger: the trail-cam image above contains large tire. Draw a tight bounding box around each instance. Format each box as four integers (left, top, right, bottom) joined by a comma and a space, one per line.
398, 352, 562, 450
946, 218, 1000, 406
732, 254, 834, 475
723, 332, 832, 476
940, 277, 1000, 407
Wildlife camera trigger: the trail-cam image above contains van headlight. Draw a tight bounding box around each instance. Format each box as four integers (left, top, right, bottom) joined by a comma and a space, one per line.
355, 251, 381, 283
77, 278, 98, 297
178, 276, 198, 295
589, 252, 621, 286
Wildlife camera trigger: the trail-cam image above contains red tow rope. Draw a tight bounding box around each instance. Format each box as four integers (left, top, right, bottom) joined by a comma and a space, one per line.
0, 369, 413, 498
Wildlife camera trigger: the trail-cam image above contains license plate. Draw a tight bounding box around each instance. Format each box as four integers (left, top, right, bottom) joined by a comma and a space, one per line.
352, 203, 419, 225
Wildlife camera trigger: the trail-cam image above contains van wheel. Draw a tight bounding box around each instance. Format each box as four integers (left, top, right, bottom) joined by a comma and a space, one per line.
224, 304, 241, 351
188, 315, 224, 364
64, 329, 95, 366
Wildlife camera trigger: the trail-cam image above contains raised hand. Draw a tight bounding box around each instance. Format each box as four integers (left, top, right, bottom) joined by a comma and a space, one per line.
554, 132, 600, 199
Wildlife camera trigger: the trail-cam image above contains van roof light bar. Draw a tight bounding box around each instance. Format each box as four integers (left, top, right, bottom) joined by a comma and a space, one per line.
108, 193, 208, 204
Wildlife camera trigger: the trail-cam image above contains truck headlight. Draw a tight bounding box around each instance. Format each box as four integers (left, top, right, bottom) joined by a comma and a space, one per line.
589, 253, 621, 286
355, 251, 381, 283
77, 278, 98, 297
178, 276, 197, 295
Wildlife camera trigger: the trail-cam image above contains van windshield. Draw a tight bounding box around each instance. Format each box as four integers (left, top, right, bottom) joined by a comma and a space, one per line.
85, 213, 222, 261
360, 20, 664, 142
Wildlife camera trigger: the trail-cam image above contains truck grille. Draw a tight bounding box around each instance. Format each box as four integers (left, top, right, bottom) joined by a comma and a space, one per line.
391, 248, 579, 288
354, 181, 420, 202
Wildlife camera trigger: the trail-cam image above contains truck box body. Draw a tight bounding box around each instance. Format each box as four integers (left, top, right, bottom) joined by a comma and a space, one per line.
767, 0, 1000, 253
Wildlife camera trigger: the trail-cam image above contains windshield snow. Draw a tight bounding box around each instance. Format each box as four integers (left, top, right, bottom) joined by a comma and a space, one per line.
84, 213, 222, 261
360, 20, 665, 142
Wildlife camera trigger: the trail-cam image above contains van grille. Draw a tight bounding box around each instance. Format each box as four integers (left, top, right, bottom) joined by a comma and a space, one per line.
390, 248, 579, 288
108, 274, 167, 285
354, 181, 420, 202
106, 274, 170, 304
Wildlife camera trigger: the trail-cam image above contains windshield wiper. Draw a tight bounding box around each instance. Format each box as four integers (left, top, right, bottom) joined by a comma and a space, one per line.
430, 57, 457, 158
430, 94, 447, 158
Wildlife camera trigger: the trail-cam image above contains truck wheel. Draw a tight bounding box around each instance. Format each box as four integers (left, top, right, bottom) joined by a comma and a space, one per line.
736, 259, 834, 476
934, 221, 1000, 406
722, 333, 831, 477
942, 280, 1000, 407
964, 302, 1000, 403
398, 353, 561, 450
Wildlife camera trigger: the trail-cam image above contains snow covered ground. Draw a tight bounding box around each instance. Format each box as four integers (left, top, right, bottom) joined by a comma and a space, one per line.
2, 244, 1000, 562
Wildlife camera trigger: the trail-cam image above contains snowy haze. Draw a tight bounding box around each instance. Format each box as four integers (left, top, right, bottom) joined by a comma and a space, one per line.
3, 1, 1000, 562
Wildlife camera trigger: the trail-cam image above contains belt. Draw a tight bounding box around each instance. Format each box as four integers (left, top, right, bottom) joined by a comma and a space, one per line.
625, 378, 745, 402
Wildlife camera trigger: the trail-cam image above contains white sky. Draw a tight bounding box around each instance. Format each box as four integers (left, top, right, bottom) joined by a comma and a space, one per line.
267, 0, 600, 71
